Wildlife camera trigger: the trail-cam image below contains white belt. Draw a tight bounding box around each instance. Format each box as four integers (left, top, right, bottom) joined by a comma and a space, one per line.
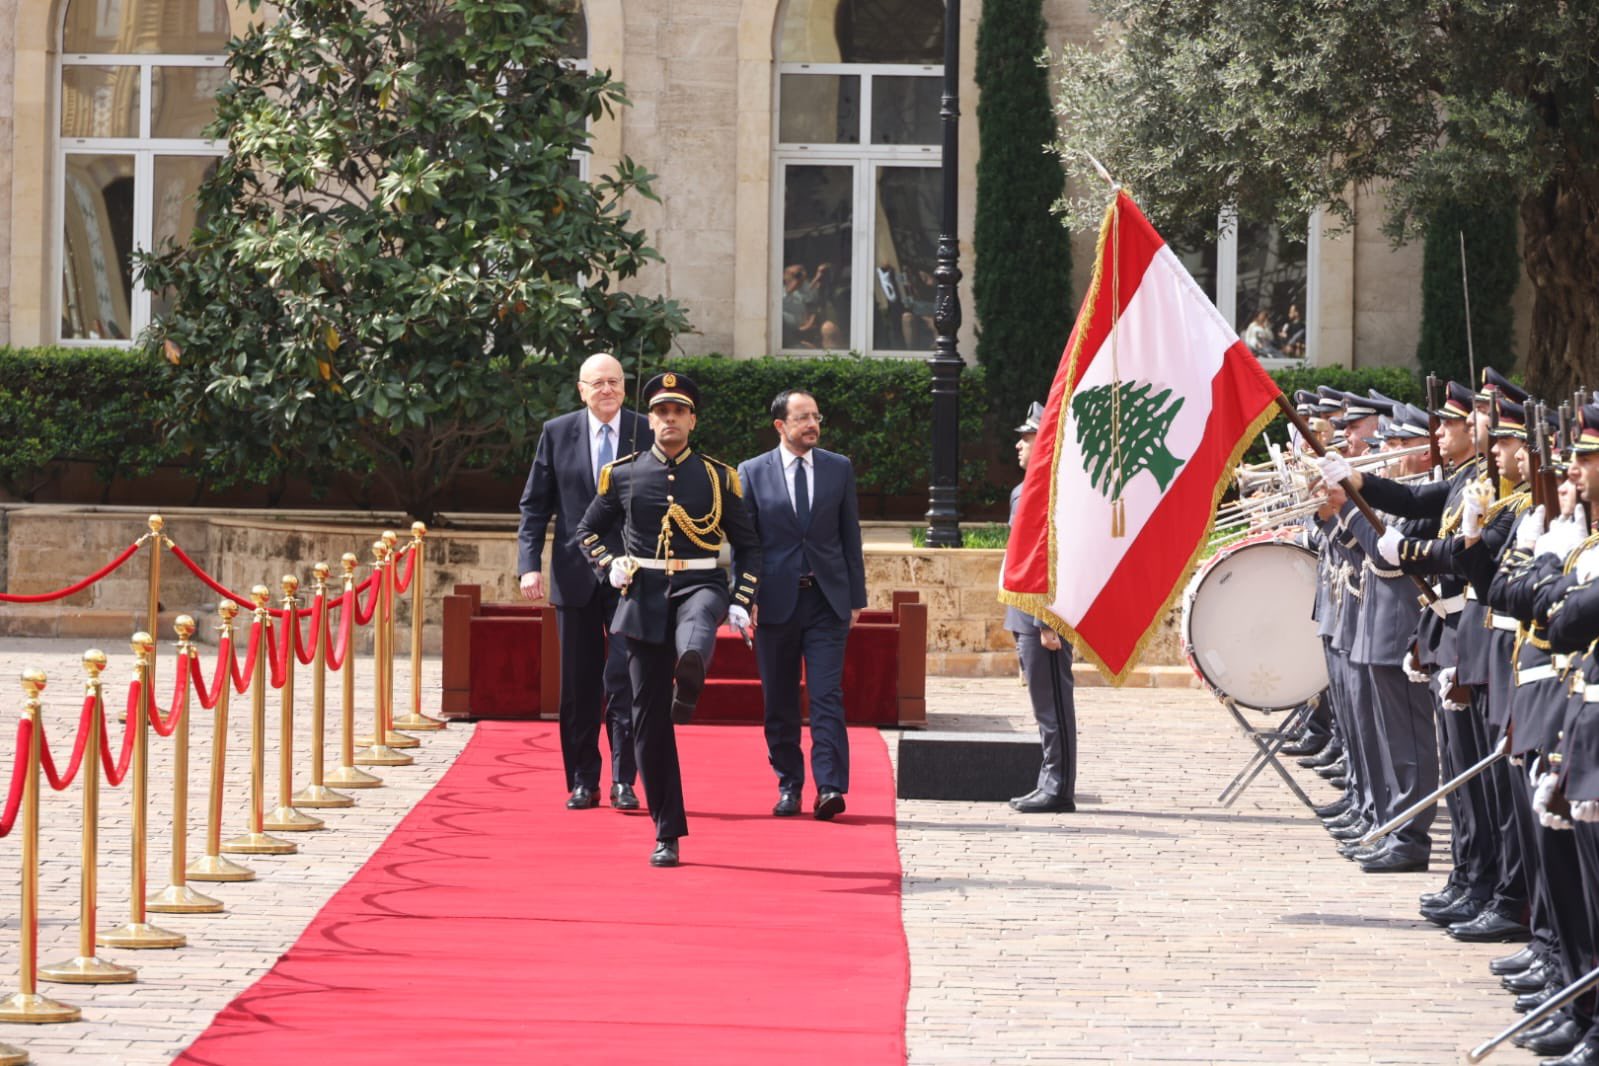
1557, 654, 1571, 670
1490, 613, 1520, 632
630, 557, 719, 572
1466, 587, 1480, 601
1518, 664, 1558, 686
1428, 594, 1466, 618
1585, 684, 1599, 704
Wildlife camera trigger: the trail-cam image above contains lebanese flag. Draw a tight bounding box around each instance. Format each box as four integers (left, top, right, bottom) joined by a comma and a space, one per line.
999, 191, 1282, 684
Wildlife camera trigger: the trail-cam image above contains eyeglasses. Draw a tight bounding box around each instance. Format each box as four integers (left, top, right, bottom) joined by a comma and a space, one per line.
787, 413, 824, 425
580, 377, 624, 391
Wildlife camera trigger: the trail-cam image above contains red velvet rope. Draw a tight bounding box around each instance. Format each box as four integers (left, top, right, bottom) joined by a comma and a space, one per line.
392, 545, 418, 594
0, 541, 141, 603
190, 637, 233, 710
265, 615, 293, 689
167, 543, 317, 619
38, 694, 96, 792
101, 683, 140, 786
233, 620, 262, 693
355, 569, 383, 625
324, 585, 357, 671
147, 668, 186, 738
293, 593, 325, 667
0, 720, 31, 837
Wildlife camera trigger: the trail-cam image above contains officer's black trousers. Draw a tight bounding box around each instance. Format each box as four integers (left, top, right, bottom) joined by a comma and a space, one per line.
556, 585, 636, 792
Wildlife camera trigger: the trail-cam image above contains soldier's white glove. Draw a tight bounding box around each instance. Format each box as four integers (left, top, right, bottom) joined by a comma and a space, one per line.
1534, 772, 1573, 830
1436, 667, 1467, 711
1578, 545, 1599, 584
1516, 505, 1547, 551
1317, 451, 1353, 486
1572, 800, 1599, 822
1537, 517, 1586, 561
1462, 484, 1488, 539
727, 604, 751, 632
608, 559, 634, 590
1402, 650, 1429, 684
1377, 526, 1403, 566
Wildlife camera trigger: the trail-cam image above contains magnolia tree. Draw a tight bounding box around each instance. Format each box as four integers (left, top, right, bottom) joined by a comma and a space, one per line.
139, 0, 688, 520
1052, 0, 1599, 395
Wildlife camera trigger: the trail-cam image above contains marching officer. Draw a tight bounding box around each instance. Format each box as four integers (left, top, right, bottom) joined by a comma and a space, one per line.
572, 371, 762, 867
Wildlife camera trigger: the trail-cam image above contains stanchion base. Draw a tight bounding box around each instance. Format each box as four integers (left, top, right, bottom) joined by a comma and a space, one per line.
146, 883, 224, 914
0, 1039, 28, 1064
325, 764, 383, 789
263, 805, 324, 832
0, 992, 80, 1024
292, 784, 355, 809
353, 744, 414, 767
392, 713, 447, 732
38, 954, 137, 984
186, 854, 256, 882
96, 922, 186, 950
219, 831, 297, 855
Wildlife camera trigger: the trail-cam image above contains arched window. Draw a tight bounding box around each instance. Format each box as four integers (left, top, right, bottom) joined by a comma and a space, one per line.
57, 0, 232, 343
773, 0, 943, 356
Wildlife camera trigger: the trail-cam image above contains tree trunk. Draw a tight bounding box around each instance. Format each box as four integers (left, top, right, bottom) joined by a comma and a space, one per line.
1519, 174, 1599, 399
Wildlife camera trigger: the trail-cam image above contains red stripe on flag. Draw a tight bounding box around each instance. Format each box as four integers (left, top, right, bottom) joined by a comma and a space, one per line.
1003, 193, 1166, 594
1073, 341, 1280, 675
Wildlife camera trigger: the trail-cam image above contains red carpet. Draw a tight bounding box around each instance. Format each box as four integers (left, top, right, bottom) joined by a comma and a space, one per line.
177, 722, 908, 1065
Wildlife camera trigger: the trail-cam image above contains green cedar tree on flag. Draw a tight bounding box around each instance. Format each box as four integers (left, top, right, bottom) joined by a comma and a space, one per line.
999, 191, 1282, 682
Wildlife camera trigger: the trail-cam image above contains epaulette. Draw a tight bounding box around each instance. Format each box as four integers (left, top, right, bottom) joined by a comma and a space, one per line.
1488, 490, 1533, 520
701, 454, 742, 498
597, 452, 640, 495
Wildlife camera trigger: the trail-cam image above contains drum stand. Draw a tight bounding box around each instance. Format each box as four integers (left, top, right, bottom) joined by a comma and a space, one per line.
1216, 696, 1317, 809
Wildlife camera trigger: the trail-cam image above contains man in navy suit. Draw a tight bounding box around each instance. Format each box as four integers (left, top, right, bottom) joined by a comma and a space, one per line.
737, 389, 869, 820
517, 352, 650, 812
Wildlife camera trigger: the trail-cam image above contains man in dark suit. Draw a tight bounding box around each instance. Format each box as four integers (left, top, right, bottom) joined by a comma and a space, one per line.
737, 389, 869, 821
517, 352, 649, 812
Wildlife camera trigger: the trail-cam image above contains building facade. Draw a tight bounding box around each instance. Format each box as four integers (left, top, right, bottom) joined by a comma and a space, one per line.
0, 0, 1513, 369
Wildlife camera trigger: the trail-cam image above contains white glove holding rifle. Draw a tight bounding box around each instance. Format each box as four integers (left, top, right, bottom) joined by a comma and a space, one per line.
1534, 772, 1573, 830
1402, 650, 1429, 684
1516, 505, 1547, 552
608, 558, 634, 590
1436, 667, 1467, 711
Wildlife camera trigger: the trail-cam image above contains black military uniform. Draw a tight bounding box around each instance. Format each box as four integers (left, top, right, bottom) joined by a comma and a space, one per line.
572, 371, 761, 867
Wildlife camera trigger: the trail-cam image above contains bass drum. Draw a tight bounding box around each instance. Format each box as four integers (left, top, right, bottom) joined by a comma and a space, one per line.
1181, 534, 1328, 711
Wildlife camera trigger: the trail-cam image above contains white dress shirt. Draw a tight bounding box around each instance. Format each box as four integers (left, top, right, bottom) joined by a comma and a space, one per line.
587, 410, 623, 485
780, 442, 814, 515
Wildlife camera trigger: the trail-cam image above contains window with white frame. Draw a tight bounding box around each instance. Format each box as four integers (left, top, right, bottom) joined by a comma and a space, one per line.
1170, 211, 1317, 367
57, 0, 233, 344
772, 0, 944, 357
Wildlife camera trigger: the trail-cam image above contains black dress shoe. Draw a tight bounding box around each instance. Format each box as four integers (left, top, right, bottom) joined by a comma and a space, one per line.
1512, 1010, 1569, 1048
815, 790, 847, 820
1316, 758, 1349, 780
1449, 907, 1531, 943
773, 790, 801, 817
1313, 797, 1352, 819
1301, 745, 1344, 769
1490, 945, 1541, 976
1502, 960, 1552, 993
1282, 733, 1332, 757
1346, 843, 1392, 864
649, 838, 679, 867
610, 782, 640, 810
1549, 1040, 1599, 1066
1420, 882, 1464, 909
1329, 821, 1373, 842
566, 785, 598, 810
1324, 808, 1365, 831
1515, 982, 1561, 1013
670, 650, 705, 724
1325, 775, 1350, 790
1422, 895, 1483, 927
1361, 850, 1428, 873
1009, 788, 1073, 813
1525, 1017, 1585, 1056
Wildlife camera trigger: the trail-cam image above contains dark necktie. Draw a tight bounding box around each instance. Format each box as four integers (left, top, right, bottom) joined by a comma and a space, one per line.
596, 424, 613, 485
794, 456, 810, 529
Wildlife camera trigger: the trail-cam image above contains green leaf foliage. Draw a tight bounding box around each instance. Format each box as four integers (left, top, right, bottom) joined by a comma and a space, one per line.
136, 0, 689, 522
1051, 0, 1599, 395
1416, 201, 1520, 387
973, 0, 1073, 423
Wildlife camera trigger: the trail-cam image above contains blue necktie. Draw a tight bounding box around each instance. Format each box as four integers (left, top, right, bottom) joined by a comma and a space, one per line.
596, 424, 613, 485
794, 457, 810, 529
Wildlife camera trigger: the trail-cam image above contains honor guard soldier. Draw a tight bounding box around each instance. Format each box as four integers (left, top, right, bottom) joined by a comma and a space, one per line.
572, 371, 762, 868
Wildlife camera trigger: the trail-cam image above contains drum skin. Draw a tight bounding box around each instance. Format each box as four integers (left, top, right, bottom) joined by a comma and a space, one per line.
1181, 537, 1328, 711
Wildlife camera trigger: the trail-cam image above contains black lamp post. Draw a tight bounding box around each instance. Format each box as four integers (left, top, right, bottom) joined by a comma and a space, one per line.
924, 0, 963, 548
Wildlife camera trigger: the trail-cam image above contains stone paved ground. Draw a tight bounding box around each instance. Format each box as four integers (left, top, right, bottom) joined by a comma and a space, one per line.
0, 637, 1545, 1064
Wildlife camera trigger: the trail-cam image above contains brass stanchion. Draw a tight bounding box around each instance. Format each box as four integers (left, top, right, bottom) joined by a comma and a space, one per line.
188, 603, 254, 882
325, 554, 381, 789
39, 651, 137, 984
0, 670, 84, 1021
392, 522, 445, 732
354, 543, 413, 767
394, 524, 450, 735
293, 563, 353, 809
263, 576, 323, 832
375, 532, 417, 750
220, 587, 297, 856
98, 634, 185, 950
147, 616, 223, 914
